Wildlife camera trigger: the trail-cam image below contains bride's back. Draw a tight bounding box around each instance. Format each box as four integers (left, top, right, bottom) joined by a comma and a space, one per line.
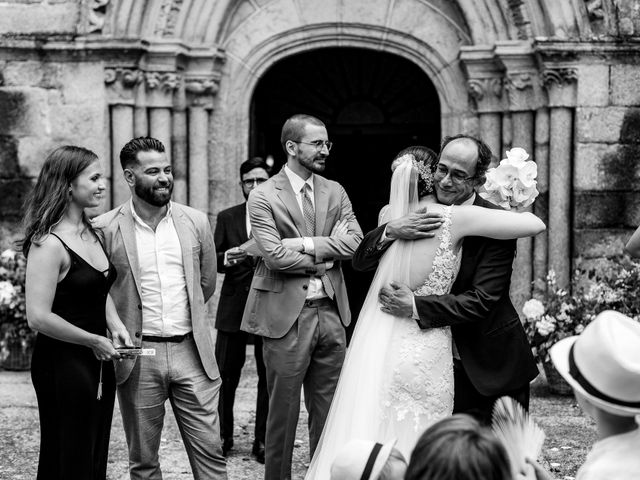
407, 203, 459, 292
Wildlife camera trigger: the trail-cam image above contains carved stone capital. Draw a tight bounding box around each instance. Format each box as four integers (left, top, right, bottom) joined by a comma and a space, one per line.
104, 67, 142, 104
144, 72, 181, 92
541, 68, 578, 88
541, 68, 578, 107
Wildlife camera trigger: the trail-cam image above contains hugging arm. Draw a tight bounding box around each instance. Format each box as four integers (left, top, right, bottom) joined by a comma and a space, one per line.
452, 205, 546, 240
248, 188, 329, 275
415, 237, 516, 328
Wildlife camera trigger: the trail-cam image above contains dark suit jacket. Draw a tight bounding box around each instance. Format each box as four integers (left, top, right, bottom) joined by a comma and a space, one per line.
352, 195, 539, 396
214, 202, 255, 333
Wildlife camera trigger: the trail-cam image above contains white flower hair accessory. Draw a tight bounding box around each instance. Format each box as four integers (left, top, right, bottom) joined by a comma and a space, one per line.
393, 153, 434, 192
479, 147, 539, 210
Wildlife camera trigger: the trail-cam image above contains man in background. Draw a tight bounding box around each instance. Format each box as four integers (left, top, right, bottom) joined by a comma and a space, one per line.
214, 157, 271, 463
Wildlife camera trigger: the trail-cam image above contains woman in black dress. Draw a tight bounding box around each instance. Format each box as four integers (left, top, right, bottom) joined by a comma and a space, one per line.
21, 146, 133, 480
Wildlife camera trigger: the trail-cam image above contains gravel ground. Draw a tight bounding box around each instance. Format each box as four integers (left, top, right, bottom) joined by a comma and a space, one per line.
0, 351, 595, 480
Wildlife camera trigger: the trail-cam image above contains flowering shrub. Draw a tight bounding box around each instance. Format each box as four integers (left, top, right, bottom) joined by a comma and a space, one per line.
480, 148, 539, 210
522, 258, 640, 363
0, 248, 33, 362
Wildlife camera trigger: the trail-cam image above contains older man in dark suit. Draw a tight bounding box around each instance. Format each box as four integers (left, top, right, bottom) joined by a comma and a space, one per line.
214, 157, 271, 463
353, 134, 539, 422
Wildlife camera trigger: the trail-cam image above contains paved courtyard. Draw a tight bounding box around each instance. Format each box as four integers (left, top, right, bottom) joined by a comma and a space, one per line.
0, 346, 310, 480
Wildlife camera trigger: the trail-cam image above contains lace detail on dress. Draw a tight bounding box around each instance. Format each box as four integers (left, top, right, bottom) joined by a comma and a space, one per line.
380, 206, 459, 456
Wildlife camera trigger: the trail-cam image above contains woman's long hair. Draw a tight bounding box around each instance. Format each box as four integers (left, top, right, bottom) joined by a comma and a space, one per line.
19, 146, 98, 256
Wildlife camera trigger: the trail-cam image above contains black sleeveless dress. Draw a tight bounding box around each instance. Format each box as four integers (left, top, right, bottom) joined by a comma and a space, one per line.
30, 234, 117, 480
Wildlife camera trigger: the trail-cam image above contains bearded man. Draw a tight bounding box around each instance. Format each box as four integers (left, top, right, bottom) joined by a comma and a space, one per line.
94, 137, 227, 480
241, 114, 362, 480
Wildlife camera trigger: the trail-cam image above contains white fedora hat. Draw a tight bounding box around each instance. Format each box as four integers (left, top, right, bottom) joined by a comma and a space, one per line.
330, 438, 397, 480
550, 310, 640, 416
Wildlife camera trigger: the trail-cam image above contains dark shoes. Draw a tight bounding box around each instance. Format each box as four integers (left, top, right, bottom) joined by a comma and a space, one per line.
222, 437, 234, 457
252, 440, 265, 464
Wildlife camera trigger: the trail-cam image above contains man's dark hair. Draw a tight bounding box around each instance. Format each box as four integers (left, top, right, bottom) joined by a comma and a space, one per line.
120, 137, 166, 169
439, 134, 492, 184
280, 114, 325, 153
240, 157, 271, 178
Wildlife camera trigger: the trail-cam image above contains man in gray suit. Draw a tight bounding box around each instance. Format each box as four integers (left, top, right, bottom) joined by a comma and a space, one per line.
241, 114, 363, 480
94, 137, 227, 480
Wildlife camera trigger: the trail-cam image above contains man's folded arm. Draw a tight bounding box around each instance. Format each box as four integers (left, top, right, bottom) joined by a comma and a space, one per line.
309, 188, 363, 262
248, 189, 329, 275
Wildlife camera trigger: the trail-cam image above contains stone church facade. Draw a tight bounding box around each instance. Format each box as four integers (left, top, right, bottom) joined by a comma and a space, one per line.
0, 0, 639, 304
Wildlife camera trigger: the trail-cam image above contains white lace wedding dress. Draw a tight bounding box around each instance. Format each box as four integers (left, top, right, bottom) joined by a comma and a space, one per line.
305, 161, 459, 479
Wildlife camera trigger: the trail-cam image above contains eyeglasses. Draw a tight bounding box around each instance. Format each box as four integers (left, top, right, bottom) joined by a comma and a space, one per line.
241, 178, 268, 188
434, 164, 474, 185
293, 140, 333, 151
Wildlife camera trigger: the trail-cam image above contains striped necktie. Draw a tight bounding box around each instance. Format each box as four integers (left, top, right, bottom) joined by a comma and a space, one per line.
301, 183, 334, 298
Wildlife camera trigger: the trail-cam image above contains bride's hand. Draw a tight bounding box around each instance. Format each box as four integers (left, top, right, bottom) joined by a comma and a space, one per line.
386, 207, 443, 240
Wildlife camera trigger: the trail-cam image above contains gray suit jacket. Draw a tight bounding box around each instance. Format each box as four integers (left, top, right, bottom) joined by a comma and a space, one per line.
241, 169, 362, 338
93, 201, 219, 384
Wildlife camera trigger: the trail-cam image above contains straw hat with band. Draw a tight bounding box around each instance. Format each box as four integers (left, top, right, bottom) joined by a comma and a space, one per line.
330, 439, 397, 480
549, 310, 640, 417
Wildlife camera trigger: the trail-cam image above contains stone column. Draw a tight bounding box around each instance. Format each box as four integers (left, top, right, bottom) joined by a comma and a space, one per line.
542, 68, 578, 288
186, 77, 218, 213
533, 108, 550, 293
497, 44, 545, 309
172, 83, 188, 204
459, 47, 505, 157
145, 72, 180, 165
104, 68, 140, 206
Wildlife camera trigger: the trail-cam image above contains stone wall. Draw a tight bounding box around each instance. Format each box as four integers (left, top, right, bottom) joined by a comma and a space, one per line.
0, 57, 108, 250
574, 60, 640, 270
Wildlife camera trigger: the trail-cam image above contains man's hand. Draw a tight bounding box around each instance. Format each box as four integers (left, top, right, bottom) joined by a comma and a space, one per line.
225, 246, 248, 265
281, 238, 305, 252
331, 218, 349, 237
386, 207, 443, 240
379, 281, 414, 318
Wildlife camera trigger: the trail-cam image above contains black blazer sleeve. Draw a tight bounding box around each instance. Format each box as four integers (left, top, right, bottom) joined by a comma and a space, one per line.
352, 224, 392, 272
414, 236, 517, 329
214, 210, 231, 273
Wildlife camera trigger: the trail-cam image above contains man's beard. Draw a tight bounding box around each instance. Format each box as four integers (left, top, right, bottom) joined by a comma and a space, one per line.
299, 154, 326, 173
135, 182, 173, 207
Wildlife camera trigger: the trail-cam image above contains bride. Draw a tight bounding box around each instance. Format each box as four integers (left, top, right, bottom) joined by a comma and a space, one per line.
304, 147, 545, 479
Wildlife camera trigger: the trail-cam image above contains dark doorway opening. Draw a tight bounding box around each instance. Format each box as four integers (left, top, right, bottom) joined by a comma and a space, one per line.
250, 47, 441, 332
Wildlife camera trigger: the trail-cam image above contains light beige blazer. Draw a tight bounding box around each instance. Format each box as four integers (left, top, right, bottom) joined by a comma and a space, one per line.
241, 169, 362, 338
93, 201, 219, 384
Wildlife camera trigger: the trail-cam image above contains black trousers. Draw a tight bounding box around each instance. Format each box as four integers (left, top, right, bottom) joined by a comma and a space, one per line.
452, 358, 530, 424
215, 330, 269, 443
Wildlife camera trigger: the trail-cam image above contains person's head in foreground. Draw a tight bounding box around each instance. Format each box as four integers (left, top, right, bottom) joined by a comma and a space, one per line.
550, 310, 640, 434
330, 438, 407, 480
404, 414, 512, 480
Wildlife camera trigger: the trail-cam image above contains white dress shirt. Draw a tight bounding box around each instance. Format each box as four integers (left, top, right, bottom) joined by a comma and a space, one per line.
283, 165, 327, 300
131, 200, 191, 336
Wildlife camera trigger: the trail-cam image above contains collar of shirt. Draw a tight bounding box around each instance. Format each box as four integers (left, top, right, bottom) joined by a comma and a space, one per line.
462, 193, 476, 206
130, 198, 173, 229
284, 164, 314, 196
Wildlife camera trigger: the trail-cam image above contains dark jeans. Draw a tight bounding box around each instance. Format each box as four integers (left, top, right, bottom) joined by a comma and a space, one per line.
452, 358, 530, 424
